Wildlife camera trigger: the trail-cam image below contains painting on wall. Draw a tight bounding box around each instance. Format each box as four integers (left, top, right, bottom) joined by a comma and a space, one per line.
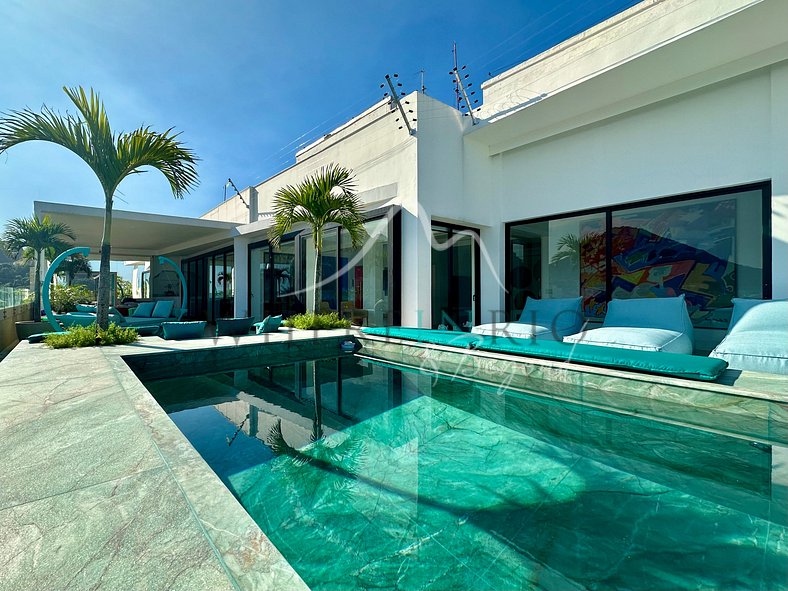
578, 220, 607, 319
608, 199, 737, 328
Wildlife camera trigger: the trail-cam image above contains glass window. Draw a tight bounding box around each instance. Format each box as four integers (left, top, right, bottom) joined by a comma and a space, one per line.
508, 213, 606, 320
611, 189, 763, 328
506, 185, 768, 327
339, 218, 390, 327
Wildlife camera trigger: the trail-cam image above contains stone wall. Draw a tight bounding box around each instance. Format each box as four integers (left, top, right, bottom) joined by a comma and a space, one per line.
0, 304, 30, 354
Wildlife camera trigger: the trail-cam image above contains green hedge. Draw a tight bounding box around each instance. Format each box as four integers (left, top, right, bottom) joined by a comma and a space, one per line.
44, 323, 138, 349
283, 312, 351, 330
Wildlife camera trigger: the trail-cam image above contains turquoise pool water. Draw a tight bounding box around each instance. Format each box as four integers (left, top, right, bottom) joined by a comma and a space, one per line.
144, 355, 788, 591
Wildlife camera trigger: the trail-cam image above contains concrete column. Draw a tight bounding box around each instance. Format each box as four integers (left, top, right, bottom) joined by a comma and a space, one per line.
400, 209, 432, 327
233, 235, 250, 318
248, 187, 259, 224
770, 62, 788, 298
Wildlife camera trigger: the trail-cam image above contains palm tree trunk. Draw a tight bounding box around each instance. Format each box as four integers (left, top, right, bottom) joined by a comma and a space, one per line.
33, 251, 42, 322
96, 193, 114, 329
312, 361, 324, 441
313, 233, 322, 315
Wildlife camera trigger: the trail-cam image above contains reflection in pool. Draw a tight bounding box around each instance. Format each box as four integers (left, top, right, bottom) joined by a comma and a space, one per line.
144, 355, 788, 591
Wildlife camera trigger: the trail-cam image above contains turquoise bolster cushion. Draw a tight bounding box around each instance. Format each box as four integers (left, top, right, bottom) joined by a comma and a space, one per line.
254, 315, 283, 334
161, 321, 206, 340
216, 317, 255, 336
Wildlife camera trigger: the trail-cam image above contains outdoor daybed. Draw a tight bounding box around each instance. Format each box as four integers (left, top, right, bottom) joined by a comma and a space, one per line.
471, 297, 583, 341
710, 299, 788, 375
360, 327, 727, 381
55, 300, 185, 331
563, 295, 694, 354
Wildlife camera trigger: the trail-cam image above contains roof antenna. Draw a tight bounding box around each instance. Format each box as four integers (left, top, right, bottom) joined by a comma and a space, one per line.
381, 74, 416, 135
449, 59, 481, 125
225, 178, 249, 208
452, 42, 461, 109
420, 69, 427, 95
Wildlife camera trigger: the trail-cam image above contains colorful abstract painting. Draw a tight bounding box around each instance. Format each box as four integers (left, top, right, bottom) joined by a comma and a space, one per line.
609, 199, 737, 327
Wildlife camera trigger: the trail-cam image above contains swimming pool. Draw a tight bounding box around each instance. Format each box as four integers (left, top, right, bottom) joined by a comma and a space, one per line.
143, 353, 788, 590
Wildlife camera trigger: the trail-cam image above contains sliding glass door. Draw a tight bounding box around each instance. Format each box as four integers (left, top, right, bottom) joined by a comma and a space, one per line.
431, 224, 479, 330
249, 238, 299, 322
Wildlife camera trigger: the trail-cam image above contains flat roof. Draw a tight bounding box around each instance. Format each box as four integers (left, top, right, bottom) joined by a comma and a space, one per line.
34, 201, 239, 260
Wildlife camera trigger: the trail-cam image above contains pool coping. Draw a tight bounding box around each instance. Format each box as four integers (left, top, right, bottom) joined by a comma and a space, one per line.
356, 333, 788, 445
0, 329, 356, 591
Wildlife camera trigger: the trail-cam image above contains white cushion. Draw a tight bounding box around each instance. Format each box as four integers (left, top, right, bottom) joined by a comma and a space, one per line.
563, 327, 693, 354
472, 322, 557, 341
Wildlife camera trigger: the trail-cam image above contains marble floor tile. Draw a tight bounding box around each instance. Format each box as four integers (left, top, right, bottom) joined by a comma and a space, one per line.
0, 389, 162, 510
0, 467, 236, 591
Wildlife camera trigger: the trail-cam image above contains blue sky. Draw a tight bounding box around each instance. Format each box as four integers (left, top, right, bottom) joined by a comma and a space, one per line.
0, 0, 640, 229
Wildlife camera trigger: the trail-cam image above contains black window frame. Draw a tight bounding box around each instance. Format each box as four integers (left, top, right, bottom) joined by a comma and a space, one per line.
248, 206, 402, 325
504, 181, 772, 324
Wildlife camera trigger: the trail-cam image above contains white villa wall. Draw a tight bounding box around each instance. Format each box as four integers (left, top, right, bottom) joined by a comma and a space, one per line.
217, 95, 420, 318
468, 63, 788, 351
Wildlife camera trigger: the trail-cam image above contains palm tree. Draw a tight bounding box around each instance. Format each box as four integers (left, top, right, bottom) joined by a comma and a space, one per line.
1, 215, 75, 321
270, 164, 365, 313
0, 86, 199, 328
59, 252, 93, 286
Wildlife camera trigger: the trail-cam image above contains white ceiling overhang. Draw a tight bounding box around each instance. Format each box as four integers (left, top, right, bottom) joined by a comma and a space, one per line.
34, 201, 240, 260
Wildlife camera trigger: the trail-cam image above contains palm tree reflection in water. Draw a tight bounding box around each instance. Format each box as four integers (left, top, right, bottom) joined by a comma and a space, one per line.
265, 361, 366, 489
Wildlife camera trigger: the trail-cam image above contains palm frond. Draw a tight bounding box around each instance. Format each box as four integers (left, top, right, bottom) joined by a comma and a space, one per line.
0, 103, 94, 168
115, 126, 199, 198
270, 163, 365, 248
1, 215, 75, 257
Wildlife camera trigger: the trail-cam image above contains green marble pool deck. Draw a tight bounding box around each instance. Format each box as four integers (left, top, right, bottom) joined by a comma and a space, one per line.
0, 329, 354, 591
2, 328, 787, 590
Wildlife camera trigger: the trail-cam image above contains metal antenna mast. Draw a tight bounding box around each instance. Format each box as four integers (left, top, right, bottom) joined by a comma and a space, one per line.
383, 74, 415, 135
452, 42, 461, 109
451, 65, 479, 125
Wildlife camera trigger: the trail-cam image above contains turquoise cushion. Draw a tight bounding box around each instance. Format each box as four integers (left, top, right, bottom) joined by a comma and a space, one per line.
604, 295, 694, 344
216, 317, 254, 336
133, 302, 156, 317
152, 300, 175, 319
360, 327, 726, 381
75, 304, 96, 313
161, 321, 206, 340
518, 297, 583, 336
473, 336, 726, 381
254, 315, 284, 334
362, 327, 484, 348
728, 299, 788, 334
710, 330, 788, 375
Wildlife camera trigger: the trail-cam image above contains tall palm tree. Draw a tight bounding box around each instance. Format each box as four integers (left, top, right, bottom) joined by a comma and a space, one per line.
0, 86, 199, 328
270, 164, 365, 313
1, 215, 75, 321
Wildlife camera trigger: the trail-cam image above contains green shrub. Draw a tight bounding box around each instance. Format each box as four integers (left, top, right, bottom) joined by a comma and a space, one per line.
283, 312, 351, 330
44, 322, 139, 349
49, 284, 94, 313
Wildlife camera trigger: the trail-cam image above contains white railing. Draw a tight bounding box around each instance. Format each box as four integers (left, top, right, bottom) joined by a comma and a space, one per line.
0, 286, 30, 311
